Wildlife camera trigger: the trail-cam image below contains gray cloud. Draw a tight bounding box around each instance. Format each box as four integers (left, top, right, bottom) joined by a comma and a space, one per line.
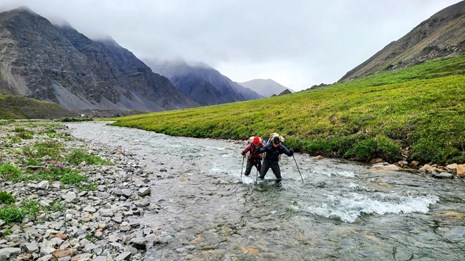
0, 0, 461, 90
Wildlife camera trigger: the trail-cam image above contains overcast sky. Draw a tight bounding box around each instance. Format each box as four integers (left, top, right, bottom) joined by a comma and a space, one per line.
0, 0, 462, 91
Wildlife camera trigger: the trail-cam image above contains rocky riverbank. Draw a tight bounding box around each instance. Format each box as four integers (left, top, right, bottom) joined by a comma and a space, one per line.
0, 121, 157, 261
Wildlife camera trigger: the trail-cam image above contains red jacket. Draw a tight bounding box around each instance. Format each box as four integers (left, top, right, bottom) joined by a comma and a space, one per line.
242, 143, 263, 159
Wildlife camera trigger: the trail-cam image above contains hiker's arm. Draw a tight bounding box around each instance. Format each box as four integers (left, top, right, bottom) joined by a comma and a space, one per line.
281, 145, 293, 156
242, 144, 252, 155
256, 143, 269, 154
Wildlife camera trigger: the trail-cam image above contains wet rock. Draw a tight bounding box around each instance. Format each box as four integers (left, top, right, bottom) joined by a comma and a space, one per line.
446, 163, 458, 172
138, 187, 151, 197
410, 160, 420, 167
397, 160, 409, 168
153, 235, 172, 245
419, 164, 437, 173
371, 162, 400, 171
432, 172, 454, 179
439, 211, 465, 219
129, 237, 147, 250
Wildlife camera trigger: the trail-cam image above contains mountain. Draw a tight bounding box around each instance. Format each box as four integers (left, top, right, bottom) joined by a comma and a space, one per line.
340, 1, 465, 81
0, 8, 197, 116
147, 60, 262, 106
239, 79, 292, 97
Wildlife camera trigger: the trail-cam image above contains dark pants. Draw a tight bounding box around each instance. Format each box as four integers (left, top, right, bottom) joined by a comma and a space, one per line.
259, 159, 282, 182
244, 158, 261, 176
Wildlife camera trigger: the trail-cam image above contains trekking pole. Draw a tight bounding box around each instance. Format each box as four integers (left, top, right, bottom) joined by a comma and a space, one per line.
293, 155, 304, 183
241, 157, 245, 177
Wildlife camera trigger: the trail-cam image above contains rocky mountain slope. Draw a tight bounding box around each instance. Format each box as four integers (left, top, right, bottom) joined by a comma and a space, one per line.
147, 60, 262, 106
239, 79, 291, 97
340, 0, 465, 81
0, 8, 197, 116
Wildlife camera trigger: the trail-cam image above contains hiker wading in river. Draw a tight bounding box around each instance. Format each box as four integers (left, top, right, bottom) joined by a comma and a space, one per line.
241, 136, 264, 176
257, 135, 293, 183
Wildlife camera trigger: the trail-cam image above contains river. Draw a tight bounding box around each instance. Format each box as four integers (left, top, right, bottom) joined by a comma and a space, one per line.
67, 122, 465, 260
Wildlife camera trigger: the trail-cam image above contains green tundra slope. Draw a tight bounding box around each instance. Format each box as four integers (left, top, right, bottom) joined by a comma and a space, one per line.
0, 95, 73, 119
112, 55, 465, 165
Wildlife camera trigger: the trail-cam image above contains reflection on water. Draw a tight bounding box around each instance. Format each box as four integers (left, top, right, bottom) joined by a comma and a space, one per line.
68, 122, 465, 260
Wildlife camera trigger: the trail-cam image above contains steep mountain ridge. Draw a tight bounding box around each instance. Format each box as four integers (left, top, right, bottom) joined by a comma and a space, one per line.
0, 8, 197, 116
148, 60, 262, 106
340, 0, 465, 81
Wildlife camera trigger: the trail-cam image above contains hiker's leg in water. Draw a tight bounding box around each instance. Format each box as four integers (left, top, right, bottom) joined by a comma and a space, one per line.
254, 159, 262, 173
270, 162, 282, 183
259, 160, 270, 179
244, 159, 253, 176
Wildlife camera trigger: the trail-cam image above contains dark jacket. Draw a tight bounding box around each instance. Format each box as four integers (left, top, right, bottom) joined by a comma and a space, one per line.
257, 143, 293, 162
242, 143, 263, 159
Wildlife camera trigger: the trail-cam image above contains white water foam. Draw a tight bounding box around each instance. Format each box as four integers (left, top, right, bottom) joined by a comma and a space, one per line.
332, 170, 356, 178
307, 192, 439, 223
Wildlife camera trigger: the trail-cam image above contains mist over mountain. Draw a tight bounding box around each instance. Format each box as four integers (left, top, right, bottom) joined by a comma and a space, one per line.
340, 1, 465, 81
239, 79, 291, 97
146, 60, 262, 106
0, 8, 197, 116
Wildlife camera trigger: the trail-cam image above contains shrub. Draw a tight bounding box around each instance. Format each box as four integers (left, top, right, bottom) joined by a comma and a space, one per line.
67, 149, 110, 165
21, 200, 40, 218
45, 199, 64, 213
35, 166, 85, 185
0, 163, 22, 181
0, 192, 15, 205
60, 171, 86, 185
0, 207, 24, 223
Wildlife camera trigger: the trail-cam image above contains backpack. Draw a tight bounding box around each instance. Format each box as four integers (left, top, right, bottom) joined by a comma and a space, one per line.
266, 133, 285, 145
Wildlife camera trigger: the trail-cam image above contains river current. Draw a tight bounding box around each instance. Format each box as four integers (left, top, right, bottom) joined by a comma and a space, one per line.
68, 122, 465, 260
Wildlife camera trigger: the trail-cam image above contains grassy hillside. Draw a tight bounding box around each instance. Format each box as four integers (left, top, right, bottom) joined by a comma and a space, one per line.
112, 55, 465, 165
0, 95, 73, 119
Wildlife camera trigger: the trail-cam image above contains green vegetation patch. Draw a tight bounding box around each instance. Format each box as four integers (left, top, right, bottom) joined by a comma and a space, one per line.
0, 95, 73, 119
0, 192, 16, 204
0, 207, 25, 223
112, 55, 465, 164
67, 149, 110, 165
0, 163, 22, 181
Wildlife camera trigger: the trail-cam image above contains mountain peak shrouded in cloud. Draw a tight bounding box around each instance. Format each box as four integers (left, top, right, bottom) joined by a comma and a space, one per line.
240, 79, 292, 98
0, 7, 197, 116
146, 59, 262, 106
